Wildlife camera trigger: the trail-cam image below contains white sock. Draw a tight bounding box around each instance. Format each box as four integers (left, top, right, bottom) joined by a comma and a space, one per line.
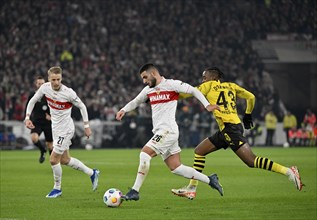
67, 157, 93, 176
132, 152, 152, 192
172, 164, 209, 184
51, 163, 62, 190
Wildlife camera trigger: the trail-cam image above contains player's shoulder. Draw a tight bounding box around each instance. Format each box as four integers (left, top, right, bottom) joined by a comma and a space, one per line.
222, 81, 241, 89
38, 82, 51, 92
142, 85, 151, 93
57, 84, 77, 98
165, 78, 186, 86
221, 81, 235, 85
198, 80, 214, 89
41, 82, 51, 88
61, 84, 75, 93
201, 80, 214, 86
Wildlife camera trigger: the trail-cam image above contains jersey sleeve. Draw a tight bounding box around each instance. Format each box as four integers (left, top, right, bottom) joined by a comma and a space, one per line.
68, 88, 89, 122
172, 80, 210, 108
179, 81, 211, 100
25, 86, 45, 117
121, 87, 149, 112
234, 83, 255, 114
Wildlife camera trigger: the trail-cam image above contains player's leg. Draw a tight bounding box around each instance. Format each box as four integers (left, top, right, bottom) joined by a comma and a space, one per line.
171, 132, 224, 199
234, 143, 304, 190
189, 138, 219, 188
46, 150, 63, 198
166, 153, 223, 196
31, 129, 46, 163
122, 146, 156, 201
61, 149, 99, 191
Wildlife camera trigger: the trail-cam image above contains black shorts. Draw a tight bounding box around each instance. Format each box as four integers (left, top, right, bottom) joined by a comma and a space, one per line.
30, 123, 53, 142
208, 123, 247, 151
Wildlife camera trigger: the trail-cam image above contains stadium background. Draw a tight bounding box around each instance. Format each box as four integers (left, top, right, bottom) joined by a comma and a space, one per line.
0, 0, 316, 149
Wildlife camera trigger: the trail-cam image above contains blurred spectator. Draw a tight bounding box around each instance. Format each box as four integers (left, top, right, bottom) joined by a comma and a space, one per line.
288, 125, 316, 147
312, 123, 317, 146
296, 125, 310, 146
265, 110, 277, 146
303, 109, 316, 126
283, 110, 297, 145
303, 108, 316, 136
288, 127, 298, 146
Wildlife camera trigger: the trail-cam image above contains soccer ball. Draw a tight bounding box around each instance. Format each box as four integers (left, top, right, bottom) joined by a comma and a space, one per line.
103, 188, 122, 207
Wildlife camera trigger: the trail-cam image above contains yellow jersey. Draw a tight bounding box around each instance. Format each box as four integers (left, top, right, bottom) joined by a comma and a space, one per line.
180, 80, 255, 131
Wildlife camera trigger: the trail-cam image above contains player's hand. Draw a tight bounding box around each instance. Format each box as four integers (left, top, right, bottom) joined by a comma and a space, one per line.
116, 110, 125, 121
243, 113, 254, 129
206, 104, 220, 112
84, 127, 92, 139
45, 113, 51, 121
25, 119, 35, 129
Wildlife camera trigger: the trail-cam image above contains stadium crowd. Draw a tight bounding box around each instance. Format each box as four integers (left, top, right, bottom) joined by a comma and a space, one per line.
1, 0, 316, 146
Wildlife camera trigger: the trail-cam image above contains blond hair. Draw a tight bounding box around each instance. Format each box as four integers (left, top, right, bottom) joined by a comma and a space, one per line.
47, 66, 62, 76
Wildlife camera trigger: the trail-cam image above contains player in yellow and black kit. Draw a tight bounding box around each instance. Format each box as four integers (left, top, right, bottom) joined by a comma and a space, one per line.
171, 67, 304, 199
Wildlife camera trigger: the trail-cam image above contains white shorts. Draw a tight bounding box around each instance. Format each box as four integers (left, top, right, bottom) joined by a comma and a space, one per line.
52, 129, 75, 154
145, 129, 181, 161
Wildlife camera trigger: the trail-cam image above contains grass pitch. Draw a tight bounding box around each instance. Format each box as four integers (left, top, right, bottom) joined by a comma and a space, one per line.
0, 147, 316, 220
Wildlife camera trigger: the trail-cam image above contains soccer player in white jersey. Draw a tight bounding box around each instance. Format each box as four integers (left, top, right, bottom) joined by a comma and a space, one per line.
116, 63, 224, 201
25, 66, 100, 198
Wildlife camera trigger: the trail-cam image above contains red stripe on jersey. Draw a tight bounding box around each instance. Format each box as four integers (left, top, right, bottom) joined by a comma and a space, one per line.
148, 91, 179, 105
46, 96, 72, 110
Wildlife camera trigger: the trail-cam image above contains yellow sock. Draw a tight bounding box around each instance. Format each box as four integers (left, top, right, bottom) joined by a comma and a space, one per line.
254, 156, 288, 175
189, 154, 206, 187
272, 163, 288, 175
190, 179, 198, 186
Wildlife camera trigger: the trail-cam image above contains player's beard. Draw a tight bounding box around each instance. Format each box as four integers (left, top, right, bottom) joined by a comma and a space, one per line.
148, 78, 157, 88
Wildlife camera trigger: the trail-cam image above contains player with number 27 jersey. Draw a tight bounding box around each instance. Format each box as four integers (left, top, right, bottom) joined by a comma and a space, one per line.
26, 82, 89, 152
29, 82, 87, 131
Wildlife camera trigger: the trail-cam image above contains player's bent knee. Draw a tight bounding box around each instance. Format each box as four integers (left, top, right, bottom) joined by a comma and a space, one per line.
50, 158, 58, 165
31, 136, 39, 143
60, 158, 70, 165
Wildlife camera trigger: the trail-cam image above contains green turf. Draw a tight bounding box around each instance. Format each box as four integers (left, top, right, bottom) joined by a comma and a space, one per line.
0, 147, 316, 220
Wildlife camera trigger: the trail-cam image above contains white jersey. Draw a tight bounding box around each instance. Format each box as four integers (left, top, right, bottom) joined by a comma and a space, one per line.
26, 82, 89, 132
122, 78, 210, 133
